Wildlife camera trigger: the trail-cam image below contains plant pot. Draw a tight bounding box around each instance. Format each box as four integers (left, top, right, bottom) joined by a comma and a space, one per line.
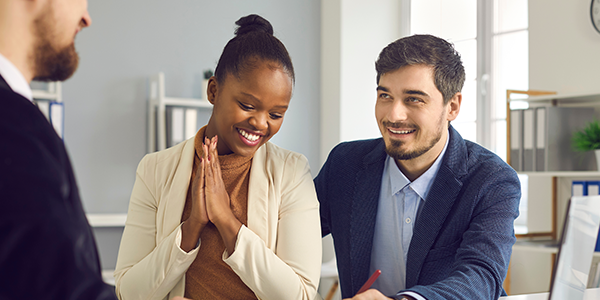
595, 149, 600, 171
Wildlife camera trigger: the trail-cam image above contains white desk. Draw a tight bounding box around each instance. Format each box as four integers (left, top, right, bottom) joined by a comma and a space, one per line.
499, 288, 600, 299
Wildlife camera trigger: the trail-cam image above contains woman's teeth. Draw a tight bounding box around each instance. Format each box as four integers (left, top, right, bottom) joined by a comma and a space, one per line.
238, 128, 260, 141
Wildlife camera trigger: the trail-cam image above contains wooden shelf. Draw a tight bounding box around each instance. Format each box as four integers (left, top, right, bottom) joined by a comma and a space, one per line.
86, 213, 127, 227
513, 240, 600, 258
163, 97, 212, 108
509, 91, 600, 104
518, 171, 600, 178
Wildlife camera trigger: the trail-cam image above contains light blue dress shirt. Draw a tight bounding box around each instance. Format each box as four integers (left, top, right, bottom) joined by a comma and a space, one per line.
369, 133, 449, 300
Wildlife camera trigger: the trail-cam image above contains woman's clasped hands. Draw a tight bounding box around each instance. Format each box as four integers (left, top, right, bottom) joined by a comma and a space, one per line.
181, 135, 242, 254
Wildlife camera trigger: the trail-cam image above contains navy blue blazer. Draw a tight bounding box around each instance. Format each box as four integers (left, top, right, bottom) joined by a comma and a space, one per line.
0, 76, 117, 299
315, 127, 520, 300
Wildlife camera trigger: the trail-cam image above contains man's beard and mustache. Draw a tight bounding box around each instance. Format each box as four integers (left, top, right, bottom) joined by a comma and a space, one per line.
384, 120, 443, 161
32, 14, 80, 82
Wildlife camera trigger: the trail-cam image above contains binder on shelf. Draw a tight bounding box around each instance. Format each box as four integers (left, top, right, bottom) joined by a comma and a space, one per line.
535, 107, 546, 172
165, 107, 185, 148
185, 108, 198, 140
535, 107, 595, 171
572, 181, 587, 196
596, 229, 600, 252
522, 108, 535, 172
592, 180, 600, 253
588, 181, 600, 196
165, 107, 201, 148
509, 109, 523, 172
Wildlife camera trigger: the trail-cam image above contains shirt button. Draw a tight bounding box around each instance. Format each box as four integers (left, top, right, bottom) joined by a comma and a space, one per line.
405, 218, 411, 224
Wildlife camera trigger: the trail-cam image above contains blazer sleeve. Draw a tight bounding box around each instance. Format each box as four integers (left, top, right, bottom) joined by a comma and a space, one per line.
313, 149, 332, 238
404, 166, 520, 300
224, 153, 322, 300
114, 154, 199, 300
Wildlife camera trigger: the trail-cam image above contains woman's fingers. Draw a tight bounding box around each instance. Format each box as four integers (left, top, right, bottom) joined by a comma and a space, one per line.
199, 157, 209, 223
211, 136, 223, 179
199, 157, 205, 188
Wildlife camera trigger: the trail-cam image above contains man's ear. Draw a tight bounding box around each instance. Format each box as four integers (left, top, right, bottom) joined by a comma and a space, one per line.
446, 92, 462, 122
206, 76, 218, 105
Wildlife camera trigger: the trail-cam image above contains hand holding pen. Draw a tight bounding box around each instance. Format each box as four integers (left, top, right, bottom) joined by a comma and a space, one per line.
343, 270, 392, 300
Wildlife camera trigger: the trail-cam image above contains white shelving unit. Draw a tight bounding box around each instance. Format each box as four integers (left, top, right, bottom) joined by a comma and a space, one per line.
86, 213, 127, 227
515, 91, 600, 105
513, 240, 600, 258
507, 90, 600, 238
148, 72, 212, 152
506, 90, 600, 294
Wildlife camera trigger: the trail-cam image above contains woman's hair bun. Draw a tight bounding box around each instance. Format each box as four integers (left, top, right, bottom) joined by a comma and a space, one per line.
234, 14, 274, 36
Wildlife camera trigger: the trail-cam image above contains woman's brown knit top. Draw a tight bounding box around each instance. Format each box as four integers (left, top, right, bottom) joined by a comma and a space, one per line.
181, 127, 258, 300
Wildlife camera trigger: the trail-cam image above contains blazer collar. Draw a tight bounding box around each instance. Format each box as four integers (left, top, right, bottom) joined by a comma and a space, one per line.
246, 143, 271, 246
350, 139, 387, 293
158, 138, 197, 239
405, 126, 468, 287
0, 74, 11, 92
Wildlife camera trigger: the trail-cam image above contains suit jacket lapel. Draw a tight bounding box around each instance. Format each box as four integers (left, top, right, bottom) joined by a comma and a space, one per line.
0, 74, 11, 92
247, 143, 270, 246
157, 138, 196, 240
350, 140, 387, 293
406, 127, 468, 288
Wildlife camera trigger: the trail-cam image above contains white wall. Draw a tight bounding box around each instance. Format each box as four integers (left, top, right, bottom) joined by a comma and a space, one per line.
529, 0, 600, 94
320, 0, 402, 166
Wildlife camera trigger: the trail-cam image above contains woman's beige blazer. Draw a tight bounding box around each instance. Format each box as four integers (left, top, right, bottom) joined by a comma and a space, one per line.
114, 137, 322, 300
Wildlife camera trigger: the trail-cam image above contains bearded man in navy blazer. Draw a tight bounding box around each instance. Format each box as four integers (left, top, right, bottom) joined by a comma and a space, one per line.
0, 0, 121, 299
315, 34, 520, 300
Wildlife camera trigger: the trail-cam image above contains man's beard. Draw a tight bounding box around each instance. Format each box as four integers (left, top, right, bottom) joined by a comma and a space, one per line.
32, 13, 79, 82
384, 120, 444, 161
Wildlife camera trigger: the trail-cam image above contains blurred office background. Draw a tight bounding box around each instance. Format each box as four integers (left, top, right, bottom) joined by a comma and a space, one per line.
47, 0, 600, 297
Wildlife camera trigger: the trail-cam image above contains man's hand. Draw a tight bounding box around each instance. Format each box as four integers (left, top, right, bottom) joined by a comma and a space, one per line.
170, 297, 191, 300
343, 289, 394, 300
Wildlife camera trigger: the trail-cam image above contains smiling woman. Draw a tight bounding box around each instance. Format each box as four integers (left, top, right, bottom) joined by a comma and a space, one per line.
113, 14, 322, 300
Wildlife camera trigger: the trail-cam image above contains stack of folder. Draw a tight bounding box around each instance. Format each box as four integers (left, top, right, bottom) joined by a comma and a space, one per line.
510, 107, 596, 172
165, 107, 201, 148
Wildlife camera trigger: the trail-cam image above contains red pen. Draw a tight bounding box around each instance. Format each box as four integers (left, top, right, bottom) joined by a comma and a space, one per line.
356, 269, 381, 295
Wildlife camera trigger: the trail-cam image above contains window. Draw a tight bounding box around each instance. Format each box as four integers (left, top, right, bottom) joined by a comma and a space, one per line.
409, 0, 529, 161
410, 0, 478, 142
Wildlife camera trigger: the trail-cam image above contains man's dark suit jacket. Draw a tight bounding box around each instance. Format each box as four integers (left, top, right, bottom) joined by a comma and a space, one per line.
315, 127, 521, 300
0, 75, 117, 299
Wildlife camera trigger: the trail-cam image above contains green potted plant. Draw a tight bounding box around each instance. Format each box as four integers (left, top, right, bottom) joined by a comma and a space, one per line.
572, 120, 600, 171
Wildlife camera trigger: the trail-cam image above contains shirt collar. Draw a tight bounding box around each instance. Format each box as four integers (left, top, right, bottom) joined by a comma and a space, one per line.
0, 52, 33, 101
387, 129, 451, 201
